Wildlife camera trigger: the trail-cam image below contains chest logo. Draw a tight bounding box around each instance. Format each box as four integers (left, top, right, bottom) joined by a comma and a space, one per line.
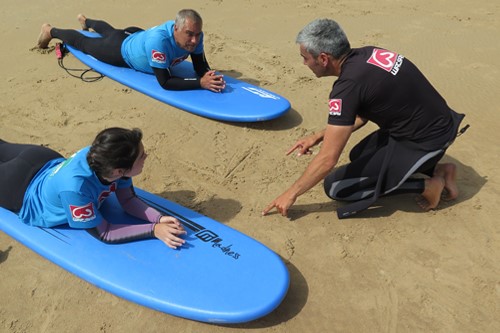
170, 54, 189, 67
98, 182, 117, 206
367, 48, 405, 75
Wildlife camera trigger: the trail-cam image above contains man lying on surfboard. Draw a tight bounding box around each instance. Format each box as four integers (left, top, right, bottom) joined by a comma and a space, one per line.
0, 128, 187, 249
36, 9, 226, 92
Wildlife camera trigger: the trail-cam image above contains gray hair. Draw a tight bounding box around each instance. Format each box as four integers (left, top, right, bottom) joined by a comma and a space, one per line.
175, 9, 203, 29
296, 19, 351, 59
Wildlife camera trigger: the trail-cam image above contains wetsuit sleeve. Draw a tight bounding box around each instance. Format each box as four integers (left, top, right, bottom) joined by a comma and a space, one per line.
153, 67, 202, 90
191, 52, 211, 77
85, 186, 163, 244
89, 218, 156, 244
115, 186, 162, 223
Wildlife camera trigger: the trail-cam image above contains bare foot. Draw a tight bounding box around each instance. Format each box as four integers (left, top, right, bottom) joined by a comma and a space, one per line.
37, 23, 52, 49
416, 176, 445, 211
77, 14, 88, 30
434, 163, 458, 201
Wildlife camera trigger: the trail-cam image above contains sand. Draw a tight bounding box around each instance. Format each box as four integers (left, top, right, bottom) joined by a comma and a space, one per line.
1, 0, 499, 332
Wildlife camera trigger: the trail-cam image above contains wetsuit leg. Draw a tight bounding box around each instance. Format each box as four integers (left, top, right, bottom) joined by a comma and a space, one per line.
324, 134, 444, 201
324, 141, 386, 201
51, 28, 129, 67
84, 18, 116, 36
0, 141, 63, 211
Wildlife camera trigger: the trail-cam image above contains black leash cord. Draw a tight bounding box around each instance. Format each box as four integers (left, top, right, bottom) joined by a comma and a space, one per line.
56, 43, 104, 82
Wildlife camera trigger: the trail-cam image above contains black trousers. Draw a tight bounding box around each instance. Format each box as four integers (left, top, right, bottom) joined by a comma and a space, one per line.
0, 140, 63, 211
51, 18, 143, 67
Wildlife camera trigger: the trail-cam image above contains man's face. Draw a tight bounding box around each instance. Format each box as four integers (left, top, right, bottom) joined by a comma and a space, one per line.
299, 44, 327, 78
174, 18, 203, 52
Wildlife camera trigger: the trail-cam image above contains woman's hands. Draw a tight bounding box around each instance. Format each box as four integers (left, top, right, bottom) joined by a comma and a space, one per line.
153, 216, 187, 249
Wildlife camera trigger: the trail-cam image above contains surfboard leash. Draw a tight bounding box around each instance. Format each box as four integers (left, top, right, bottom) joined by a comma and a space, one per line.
55, 42, 105, 83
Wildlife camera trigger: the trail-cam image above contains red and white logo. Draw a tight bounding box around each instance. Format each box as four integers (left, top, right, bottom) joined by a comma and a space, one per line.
70, 203, 96, 222
151, 50, 166, 64
329, 99, 342, 116
367, 48, 404, 75
170, 54, 189, 67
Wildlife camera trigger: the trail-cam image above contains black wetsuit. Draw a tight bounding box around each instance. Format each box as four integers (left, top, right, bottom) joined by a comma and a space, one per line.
323, 47, 464, 203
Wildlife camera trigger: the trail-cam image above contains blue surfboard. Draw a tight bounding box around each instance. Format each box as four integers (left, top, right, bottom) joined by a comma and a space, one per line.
0, 188, 289, 323
63, 31, 291, 122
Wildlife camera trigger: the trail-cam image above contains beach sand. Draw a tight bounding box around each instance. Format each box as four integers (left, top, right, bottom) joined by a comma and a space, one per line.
1, 0, 499, 332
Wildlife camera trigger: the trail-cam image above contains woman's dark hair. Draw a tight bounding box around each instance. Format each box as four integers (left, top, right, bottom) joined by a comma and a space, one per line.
87, 127, 143, 178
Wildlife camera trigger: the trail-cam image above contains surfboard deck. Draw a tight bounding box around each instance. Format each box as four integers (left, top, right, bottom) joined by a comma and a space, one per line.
0, 188, 289, 323
63, 31, 291, 122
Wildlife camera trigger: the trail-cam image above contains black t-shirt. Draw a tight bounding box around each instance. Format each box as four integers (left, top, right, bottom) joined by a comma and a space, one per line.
328, 46, 463, 150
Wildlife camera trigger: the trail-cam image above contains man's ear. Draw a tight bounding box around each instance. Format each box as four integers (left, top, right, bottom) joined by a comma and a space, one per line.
319, 52, 330, 67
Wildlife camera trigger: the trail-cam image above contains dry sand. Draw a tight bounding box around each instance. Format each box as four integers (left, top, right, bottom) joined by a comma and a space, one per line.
1, 0, 499, 332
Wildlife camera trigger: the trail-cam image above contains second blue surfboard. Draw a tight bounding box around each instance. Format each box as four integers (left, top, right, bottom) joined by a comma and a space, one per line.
65, 31, 291, 122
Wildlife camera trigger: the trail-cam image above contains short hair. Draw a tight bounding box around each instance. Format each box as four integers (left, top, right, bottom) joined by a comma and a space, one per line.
296, 19, 351, 59
175, 9, 203, 29
87, 127, 143, 179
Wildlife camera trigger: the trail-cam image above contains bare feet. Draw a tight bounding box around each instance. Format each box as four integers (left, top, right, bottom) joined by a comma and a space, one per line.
434, 163, 458, 201
37, 23, 52, 49
416, 176, 445, 211
77, 14, 88, 31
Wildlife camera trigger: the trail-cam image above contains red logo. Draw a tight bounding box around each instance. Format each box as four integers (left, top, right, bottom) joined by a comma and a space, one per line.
151, 50, 166, 64
367, 48, 399, 72
98, 182, 117, 206
170, 54, 189, 67
70, 203, 96, 222
329, 99, 342, 116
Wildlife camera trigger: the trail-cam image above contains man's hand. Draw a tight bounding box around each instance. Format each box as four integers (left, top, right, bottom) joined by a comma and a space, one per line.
262, 190, 297, 217
200, 70, 226, 92
286, 131, 325, 156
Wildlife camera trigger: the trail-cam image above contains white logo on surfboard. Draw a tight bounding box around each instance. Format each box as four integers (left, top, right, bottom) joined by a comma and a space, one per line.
242, 87, 280, 100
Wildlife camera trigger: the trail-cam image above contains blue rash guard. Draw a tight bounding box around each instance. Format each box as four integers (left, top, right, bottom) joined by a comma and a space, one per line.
121, 20, 204, 74
19, 146, 132, 229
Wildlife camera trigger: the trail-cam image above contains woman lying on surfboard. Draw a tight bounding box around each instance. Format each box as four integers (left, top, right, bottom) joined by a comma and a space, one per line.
36, 9, 226, 93
0, 128, 186, 249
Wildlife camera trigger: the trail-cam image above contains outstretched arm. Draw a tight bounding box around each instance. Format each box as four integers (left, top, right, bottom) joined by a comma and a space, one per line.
262, 124, 353, 217
153, 67, 201, 90
110, 187, 186, 248
153, 63, 225, 92
90, 217, 185, 249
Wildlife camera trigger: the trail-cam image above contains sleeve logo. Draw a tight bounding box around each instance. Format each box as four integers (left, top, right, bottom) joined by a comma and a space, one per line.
151, 50, 166, 64
366, 48, 404, 75
70, 203, 96, 222
329, 99, 342, 116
